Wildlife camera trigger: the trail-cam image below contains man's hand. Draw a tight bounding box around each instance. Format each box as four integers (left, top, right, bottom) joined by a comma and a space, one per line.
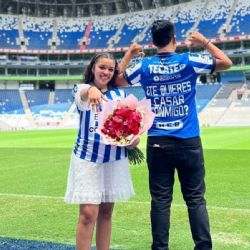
116, 43, 144, 87
127, 43, 145, 58
187, 31, 232, 71
187, 31, 208, 48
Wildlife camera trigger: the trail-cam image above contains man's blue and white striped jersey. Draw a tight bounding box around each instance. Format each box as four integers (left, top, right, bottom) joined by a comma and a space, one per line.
72, 84, 128, 163
124, 52, 216, 139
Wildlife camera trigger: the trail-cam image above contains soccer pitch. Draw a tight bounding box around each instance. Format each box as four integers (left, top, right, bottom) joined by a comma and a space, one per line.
0, 127, 250, 249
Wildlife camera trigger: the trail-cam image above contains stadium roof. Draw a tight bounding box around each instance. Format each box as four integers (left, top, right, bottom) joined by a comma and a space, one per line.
0, 0, 191, 17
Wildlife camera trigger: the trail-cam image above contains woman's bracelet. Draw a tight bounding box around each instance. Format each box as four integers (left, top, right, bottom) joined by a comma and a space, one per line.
203, 39, 210, 47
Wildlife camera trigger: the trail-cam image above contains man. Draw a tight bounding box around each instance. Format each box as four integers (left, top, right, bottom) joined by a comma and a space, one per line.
87, 20, 232, 250
120, 20, 232, 250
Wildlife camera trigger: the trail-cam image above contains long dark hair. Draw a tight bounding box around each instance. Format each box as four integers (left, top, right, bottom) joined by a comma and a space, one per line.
83, 53, 119, 88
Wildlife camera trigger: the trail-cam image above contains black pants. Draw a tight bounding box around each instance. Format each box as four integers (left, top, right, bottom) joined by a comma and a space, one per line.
147, 136, 212, 250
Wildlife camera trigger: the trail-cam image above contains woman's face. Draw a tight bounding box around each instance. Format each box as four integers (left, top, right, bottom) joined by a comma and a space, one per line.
92, 57, 116, 90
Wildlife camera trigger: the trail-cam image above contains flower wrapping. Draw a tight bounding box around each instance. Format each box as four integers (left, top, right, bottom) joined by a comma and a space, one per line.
98, 94, 155, 165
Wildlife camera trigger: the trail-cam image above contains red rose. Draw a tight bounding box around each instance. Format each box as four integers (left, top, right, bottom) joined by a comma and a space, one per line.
101, 107, 142, 144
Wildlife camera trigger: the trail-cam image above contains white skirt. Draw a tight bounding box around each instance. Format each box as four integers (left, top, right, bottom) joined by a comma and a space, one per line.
64, 153, 135, 204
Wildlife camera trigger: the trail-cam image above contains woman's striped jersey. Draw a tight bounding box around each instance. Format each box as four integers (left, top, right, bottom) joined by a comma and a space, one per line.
72, 84, 128, 163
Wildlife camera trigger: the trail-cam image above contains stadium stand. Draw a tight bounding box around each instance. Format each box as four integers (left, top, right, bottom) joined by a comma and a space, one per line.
196, 84, 222, 112
114, 10, 155, 47
140, 5, 177, 45
228, 0, 250, 37
0, 84, 227, 130
220, 71, 245, 83
87, 15, 122, 49
0, 0, 250, 130
173, 0, 203, 41
57, 18, 88, 50
31, 103, 72, 127
54, 89, 73, 104
22, 16, 53, 50
197, 0, 234, 38
0, 90, 24, 114
25, 89, 50, 107
0, 1, 250, 51
0, 15, 19, 49
0, 89, 76, 129
213, 82, 244, 99
198, 82, 250, 126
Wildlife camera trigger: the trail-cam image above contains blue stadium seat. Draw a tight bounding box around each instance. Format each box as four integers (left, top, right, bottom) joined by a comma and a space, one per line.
0, 90, 24, 114
54, 89, 73, 104
0, 30, 19, 49
25, 90, 50, 107
228, 0, 250, 36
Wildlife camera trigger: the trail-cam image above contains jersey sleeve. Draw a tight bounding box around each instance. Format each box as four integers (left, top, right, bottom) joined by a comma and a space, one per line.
124, 61, 142, 85
188, 53, 216, 74
72, 83, 91, 111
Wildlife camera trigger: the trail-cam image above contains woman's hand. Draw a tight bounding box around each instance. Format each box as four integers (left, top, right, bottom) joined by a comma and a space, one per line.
87, 86, 107, 112
127, 137, 140, 150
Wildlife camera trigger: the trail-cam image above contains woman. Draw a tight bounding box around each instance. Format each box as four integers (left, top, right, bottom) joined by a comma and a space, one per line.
65, 46, 142, 250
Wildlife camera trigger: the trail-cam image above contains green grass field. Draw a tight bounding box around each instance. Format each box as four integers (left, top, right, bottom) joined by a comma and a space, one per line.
0, 127, 250, 249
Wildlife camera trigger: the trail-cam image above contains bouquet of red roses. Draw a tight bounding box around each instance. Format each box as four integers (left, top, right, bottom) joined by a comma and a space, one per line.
98, 94, 155, 165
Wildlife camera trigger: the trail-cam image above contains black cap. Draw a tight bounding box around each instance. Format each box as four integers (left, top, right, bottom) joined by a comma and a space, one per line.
151, 20, 175, 48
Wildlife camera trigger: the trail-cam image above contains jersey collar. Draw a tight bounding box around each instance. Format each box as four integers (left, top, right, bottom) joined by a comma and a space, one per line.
156, 52, 176, 56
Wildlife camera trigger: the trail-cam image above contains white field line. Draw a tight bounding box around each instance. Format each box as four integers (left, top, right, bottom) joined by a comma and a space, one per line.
0, 192, 250, 213
0, 192, 63, 200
